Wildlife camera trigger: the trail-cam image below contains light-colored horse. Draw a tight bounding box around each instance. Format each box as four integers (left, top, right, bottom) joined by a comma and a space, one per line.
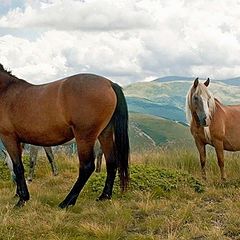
27, 140, 103, 181
2, 145, 57, 182
186, 78, 240, 180
3, 140, 103, 182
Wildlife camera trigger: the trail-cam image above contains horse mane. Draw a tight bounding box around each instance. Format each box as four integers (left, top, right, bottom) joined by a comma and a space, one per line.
0, 63, 16, 78
185, 82, 216, 124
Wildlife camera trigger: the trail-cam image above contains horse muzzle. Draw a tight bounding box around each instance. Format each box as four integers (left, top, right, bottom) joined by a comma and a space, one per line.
199, 116, 211, 127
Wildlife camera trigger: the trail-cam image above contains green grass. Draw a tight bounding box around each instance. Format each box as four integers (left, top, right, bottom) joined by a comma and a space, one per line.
0, 148, 240, 239
129, 112, 193, 151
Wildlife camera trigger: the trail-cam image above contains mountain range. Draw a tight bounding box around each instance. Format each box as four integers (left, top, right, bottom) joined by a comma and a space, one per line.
123, 76, 240, 149
125, 76, 240, 124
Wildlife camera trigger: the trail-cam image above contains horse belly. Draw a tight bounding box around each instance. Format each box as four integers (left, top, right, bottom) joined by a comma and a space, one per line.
18, 125, 74, 147
223, 136, 240, 151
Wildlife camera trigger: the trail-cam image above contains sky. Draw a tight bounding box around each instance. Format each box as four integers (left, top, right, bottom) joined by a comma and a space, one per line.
0, 0, 240, 85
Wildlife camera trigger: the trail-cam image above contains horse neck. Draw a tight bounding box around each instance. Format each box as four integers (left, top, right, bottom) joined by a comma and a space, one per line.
213, 99, 224, 116
0, 73, 29, 92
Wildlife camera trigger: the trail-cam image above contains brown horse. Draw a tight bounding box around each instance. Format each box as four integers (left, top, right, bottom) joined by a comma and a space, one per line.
186, 77, 240, 181
0, 64, 129, 208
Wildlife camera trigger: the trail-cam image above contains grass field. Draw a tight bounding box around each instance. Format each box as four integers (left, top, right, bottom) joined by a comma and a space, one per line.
0, 147, 240, 240
129, 112, 193, 151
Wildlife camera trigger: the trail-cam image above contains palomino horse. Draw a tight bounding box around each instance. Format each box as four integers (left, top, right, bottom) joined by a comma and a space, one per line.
186, 78, 240, 180
0, 64, 129, 208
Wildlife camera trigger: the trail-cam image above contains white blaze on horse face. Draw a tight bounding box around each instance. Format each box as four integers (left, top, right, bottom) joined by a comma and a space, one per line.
201, 96, 211, 126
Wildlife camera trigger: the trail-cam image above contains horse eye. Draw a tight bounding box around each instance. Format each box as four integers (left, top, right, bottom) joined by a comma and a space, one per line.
193, 96, 198, 101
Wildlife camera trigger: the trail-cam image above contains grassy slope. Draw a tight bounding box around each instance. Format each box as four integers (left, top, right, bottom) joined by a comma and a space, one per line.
129, 112, 192, 151
0, 148, 240, 240
127, 97, 186, 122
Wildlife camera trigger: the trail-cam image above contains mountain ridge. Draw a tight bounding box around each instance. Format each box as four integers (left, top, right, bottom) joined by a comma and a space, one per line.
152, 75, 240, 86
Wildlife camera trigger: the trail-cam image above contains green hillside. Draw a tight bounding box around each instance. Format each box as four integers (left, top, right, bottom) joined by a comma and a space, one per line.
125, 79, 240, 123
127, 96, 185, 122
129, 112, 192, 151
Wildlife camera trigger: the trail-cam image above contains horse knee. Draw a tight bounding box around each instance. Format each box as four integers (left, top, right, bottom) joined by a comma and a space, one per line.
81, 161, 95, 175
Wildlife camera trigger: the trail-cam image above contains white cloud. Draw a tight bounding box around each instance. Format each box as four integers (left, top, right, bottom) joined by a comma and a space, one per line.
1, 0, 240, 85
0, 0, 153, 31
0, 30, 144, 84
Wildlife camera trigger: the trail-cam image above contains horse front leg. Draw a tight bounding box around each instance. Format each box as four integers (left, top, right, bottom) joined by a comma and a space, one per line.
213, 140, 226, 181
2, 137, 29, 207
195, 139, 207, 180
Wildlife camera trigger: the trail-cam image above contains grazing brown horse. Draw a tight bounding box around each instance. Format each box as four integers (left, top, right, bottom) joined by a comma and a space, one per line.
0, 64, 129, 208
186, 77, 240, 181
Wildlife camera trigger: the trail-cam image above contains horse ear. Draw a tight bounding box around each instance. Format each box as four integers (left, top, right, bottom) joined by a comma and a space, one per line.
204, 78, 210, 87
193, 78, 199, 88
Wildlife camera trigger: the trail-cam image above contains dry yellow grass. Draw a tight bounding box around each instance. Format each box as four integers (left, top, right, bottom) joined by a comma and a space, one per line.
0, 148, 239, 239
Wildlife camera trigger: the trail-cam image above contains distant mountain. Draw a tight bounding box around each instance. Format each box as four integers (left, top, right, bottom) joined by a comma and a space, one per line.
152, 75, 240, 86
124, 77, 240, 123
127, 97, 186, 122
153, 76, 194, 83
219, 77, 240, 86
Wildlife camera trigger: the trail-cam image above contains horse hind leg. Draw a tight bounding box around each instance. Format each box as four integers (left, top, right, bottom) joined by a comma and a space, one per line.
28, 145, 38, 182
97, 125, 117, 201
58, 136, 96, 209
214, 140, 226, 181
95, 142, 103, 173
44, 147, 58, 176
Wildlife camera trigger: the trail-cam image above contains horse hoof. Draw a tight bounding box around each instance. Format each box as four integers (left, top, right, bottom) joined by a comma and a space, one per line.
14, 199, 26, 208
14, 193, 19, 198
96, 194, 111, 201
58, 200, 75, 209
58, 202, 67, 209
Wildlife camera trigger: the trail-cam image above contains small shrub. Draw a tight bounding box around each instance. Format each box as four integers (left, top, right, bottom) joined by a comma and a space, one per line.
85, 164, 204, 196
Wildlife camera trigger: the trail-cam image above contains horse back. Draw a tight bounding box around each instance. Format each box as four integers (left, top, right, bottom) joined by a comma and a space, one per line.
0, 74, 117, 146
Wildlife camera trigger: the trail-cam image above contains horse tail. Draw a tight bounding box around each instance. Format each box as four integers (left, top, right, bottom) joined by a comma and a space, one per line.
110, 82, 130, 192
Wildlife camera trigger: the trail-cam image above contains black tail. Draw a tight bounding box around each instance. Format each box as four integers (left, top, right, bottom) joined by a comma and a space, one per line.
111, 82, 130, 192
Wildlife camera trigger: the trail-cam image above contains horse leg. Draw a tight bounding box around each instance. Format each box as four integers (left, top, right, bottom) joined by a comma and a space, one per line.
213, 140, 226, 181
28, 145, 38, 181
58, 137, 95, 209
95, 147, 103, 173
97, 126, 117, 200
2, 150, 16, 182
44, 147, 58, 176
195, 139, 207, 180
2, 137, 29, 207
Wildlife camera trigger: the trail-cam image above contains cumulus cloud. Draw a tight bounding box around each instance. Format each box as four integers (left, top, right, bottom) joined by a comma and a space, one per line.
0, 0, 153, 31
0, 30, 144, 84
1, 0, 240, 85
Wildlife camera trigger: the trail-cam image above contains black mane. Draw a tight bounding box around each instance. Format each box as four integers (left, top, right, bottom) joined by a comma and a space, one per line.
0, 63, 15, 77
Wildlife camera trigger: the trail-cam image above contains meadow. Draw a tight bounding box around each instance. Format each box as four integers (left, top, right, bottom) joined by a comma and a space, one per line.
0, 147, 240, 240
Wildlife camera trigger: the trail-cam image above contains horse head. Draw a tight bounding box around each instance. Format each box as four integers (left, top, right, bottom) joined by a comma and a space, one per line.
186, 78, 215, 127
